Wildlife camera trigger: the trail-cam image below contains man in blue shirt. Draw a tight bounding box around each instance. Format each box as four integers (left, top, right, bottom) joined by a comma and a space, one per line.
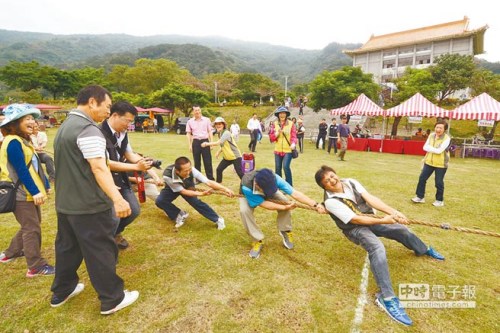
239, 168, 324, 258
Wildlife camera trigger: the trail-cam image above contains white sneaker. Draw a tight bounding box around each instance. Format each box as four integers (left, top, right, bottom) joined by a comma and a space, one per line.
432, 200, 444, 207
216, 217, 225, 230
100, 290, 139, 315
175, 210, 189, 228
411, 196, 425, 203
50, 283, 85, 308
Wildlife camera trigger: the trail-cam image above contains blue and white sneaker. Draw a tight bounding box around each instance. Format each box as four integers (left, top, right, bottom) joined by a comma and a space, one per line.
425, 246, 445, 260
375, 295, 413, 326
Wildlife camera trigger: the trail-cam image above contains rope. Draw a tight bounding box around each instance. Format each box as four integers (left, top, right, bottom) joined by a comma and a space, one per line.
195, 187, 500, 238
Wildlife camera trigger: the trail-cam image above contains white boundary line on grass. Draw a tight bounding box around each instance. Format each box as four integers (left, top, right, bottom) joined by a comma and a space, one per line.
350, 254, 370, 333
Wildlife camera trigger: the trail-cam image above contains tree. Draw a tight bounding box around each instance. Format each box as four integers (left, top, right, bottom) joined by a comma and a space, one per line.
0, 60, 43, 91
430, 54, 476, 103
150, 83, 209, 116
308, 66, 380, 111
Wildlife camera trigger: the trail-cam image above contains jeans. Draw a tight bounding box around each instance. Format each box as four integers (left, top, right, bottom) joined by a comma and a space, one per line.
156, 187, 219, 223
248, 129, 259, 152
274, 153, 293, 186
415, 164, 448, 201
38, 152, 55, 180
316, 133, 326, 149
112, 188, 140, 235
343, 224, 428, 298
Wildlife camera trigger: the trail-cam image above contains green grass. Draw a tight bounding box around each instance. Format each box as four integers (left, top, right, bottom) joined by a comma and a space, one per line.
0, 130, 499, 333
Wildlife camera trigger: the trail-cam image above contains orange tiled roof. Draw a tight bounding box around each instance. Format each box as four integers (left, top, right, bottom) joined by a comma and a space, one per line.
344, 17, 488, 55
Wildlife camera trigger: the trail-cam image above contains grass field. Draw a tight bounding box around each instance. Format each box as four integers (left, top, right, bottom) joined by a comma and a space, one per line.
0, 130, 499, 333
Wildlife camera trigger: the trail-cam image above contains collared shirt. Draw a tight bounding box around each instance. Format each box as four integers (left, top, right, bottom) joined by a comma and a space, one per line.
186, 116, 212, 140
164, 166, 208, 193
108, 125, 133, 160
241, 174, 293, 208
247, 118, 261, 131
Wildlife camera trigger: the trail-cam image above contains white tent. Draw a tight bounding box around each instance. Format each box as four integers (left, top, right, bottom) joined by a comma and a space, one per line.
330, 93, 385, 116
386, 93, 450, 118
451, 93, 500, 121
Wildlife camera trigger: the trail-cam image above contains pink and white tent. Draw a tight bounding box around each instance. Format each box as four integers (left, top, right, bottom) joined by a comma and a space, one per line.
386, 93, 450, 118
330, 93, 385, 116
450, 93, 500, 121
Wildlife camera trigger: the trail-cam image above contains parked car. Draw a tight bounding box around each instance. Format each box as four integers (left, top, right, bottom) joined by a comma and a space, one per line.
173, 117, 190, 134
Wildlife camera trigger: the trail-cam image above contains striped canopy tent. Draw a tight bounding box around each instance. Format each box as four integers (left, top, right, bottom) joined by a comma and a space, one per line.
386, 93, 450, 118
330, 93, 385, 116
450, 93, 500, 120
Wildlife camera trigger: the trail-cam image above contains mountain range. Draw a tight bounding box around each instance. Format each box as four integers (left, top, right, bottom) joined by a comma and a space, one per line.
1, 29, 498, 85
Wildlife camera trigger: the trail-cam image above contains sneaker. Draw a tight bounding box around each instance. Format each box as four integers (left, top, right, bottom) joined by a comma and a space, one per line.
279, 231, 294, 249
425, 246, 445, 260
26, 264, 55, 278
375, 295, 413, 326
0, 252, 14, 263
249, 241, 263, 259
114, 233, 129, 250
50, 283, 85, 308
432, 200, 444, 207
100, 290, 139, 315
175, 210, 189, 228
411, 196, 425, 203
216, 217, 225, 230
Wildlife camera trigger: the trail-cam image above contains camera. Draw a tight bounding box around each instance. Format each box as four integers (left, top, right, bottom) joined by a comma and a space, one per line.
151, 159, 162, 169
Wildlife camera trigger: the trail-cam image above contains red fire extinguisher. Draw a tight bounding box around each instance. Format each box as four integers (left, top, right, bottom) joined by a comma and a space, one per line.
135, 171, 146, 203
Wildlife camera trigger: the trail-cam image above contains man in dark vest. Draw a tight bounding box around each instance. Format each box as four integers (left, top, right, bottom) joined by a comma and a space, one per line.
327, 118, 339, 155
316, 119, 328, 149
314, 165, 445, 327
156, 156, 233, 230
100, 101, 153, 249
239, 168, 325, 259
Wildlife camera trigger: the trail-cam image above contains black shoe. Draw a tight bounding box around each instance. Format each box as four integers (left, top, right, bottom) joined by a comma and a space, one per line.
115, 234, 129, 250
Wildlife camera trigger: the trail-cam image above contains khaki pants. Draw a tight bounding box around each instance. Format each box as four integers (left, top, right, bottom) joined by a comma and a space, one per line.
6, 201, 47, 269
239, 191, 292, 241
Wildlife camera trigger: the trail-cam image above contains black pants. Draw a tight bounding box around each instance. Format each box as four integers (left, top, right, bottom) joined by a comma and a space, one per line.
248, 129, 258, 152
327, 137, 338, 154
216, 157, 244, 183
316, 133, 326, 149
51, 210, 124, 312
192, 139, 214, 180
297, 135, 304, 153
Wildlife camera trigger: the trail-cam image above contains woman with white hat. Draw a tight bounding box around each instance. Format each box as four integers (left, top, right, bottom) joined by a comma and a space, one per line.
269, 106, 297, 186
0, 104, 54, 277
201, 117, 244, 183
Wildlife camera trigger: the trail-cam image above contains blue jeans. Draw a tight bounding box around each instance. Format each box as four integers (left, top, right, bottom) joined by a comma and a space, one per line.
113, 188, 140, 235
155, 187, 219, 223
416, 164, 448, 201
274, 153, 293, 186
343, 224, 428, 298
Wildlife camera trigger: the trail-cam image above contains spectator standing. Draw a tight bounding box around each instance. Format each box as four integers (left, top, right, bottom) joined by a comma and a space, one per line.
411, 120, 451, 207
0, 104, 54, 277
155, 156, 233, 230
230, 120, 240, 142
316, 119, 328, 149
269, 106, 297, 186
31, 120, 56, 182
239, 168, 324, 258
296, 118, 305, 153
201, 117, 244, 183
327, 118, 339, 155
337, 115, 355, 161
246, 113, 261, 152
51, 85, 138, 315
186, 105, 214, 180
100, 101, 154, 249
315, 165, 444, 326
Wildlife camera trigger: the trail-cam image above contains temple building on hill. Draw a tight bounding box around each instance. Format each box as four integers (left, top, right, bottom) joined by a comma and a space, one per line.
344, 17, 488, 84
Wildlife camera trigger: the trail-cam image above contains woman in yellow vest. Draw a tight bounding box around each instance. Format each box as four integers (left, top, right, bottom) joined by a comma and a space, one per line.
201, 117, 244, 183
412, 120, 451, 207
269, 106, 297, 186
0, 104, 54, 276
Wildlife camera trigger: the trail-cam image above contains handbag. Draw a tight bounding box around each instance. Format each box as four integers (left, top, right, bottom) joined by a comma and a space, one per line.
0, 180, 19, 213
0, 160, 32, 214
281, 127, 299, 159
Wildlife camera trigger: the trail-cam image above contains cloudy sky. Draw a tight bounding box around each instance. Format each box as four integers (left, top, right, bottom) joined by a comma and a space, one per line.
1, 0, 498, 62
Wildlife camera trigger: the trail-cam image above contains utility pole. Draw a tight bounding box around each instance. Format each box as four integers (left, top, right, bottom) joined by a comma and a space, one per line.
284, 76, 288, 99
214, 82, 218, 103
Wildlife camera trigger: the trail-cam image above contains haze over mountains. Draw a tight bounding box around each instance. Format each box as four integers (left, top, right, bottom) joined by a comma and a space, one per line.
1, 29, 498, 86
